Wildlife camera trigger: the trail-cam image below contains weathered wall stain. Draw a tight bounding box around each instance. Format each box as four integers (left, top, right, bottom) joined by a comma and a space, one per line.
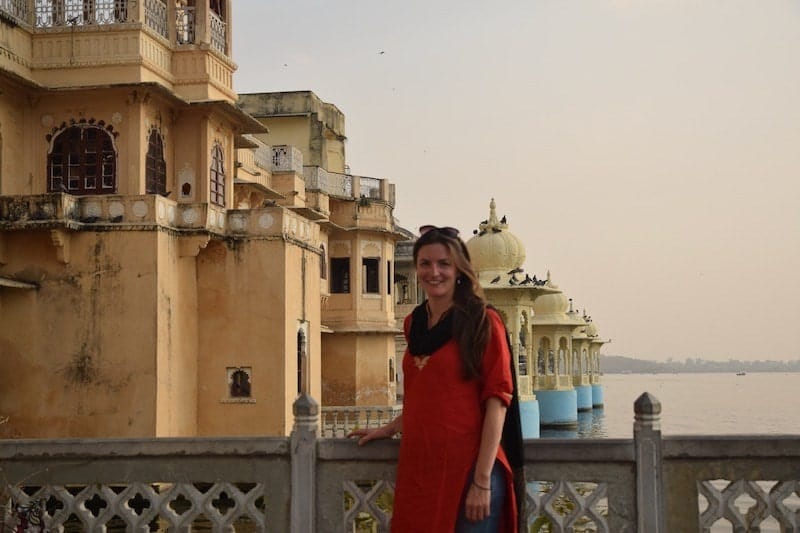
63, 344, 100, 386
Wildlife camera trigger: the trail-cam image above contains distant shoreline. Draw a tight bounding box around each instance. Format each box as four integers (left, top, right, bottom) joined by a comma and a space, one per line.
604, 370, 800, 375
602, 355, 800, 374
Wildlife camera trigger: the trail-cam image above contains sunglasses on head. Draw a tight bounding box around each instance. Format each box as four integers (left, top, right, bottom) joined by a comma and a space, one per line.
419, 225, 460, 238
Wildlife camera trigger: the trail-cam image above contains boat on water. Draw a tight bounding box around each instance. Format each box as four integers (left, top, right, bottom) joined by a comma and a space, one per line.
736, 371, 746, 376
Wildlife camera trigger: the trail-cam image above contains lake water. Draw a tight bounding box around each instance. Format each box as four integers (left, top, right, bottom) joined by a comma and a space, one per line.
541, 372, 800, 439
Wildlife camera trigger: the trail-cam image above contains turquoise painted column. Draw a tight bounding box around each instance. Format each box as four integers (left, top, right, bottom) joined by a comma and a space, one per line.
592, 383, 604, 408
576, 385, 593, 411
536, 389, 578, 428
519, 398, 540, 439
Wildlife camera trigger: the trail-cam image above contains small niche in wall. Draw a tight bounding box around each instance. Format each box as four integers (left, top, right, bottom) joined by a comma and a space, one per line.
221, 366, 256, 403
178, 162, 195, 200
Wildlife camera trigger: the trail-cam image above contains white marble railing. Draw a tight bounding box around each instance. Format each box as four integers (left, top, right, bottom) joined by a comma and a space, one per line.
272, 145, 303, 173
2, 394, 799, 532
253, 144, 272, 172
304, 166, 354, 198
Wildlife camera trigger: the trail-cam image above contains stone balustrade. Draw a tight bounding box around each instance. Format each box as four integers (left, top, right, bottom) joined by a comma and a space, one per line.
2, 394, 798, 532
0, 194, 321, 241
321, 405, 404, 438
304, 166, 395, 206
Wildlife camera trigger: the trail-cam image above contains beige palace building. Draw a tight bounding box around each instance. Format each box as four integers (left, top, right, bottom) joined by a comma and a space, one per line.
0, 1, 402, 438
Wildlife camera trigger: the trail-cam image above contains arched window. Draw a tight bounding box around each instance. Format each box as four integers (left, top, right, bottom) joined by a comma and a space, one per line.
572, 349, 580, 376
230, 368, 251, 398
48, 125, 117, 195
558, 338, 568, 375
145, 129, 167, 195
210, 142, 225, 206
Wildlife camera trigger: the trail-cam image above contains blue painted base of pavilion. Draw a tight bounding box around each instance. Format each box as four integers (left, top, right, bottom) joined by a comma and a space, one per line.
536, 389, 577, 428
576, 385, 593, 412
519, 398, 540, 439
592, 383, 604, 408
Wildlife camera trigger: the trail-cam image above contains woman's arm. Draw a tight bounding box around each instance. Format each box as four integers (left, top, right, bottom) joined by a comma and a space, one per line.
347, 415, 403, 446
464, 396, 507, 522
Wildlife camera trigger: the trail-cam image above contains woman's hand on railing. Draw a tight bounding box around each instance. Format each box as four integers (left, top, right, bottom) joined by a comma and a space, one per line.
347, 416, 402, 446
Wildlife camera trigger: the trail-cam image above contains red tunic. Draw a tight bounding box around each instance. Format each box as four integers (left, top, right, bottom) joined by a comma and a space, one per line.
392, 308, 517, 532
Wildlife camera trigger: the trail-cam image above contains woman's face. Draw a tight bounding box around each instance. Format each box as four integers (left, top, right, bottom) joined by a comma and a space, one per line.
415, 243, 459, 302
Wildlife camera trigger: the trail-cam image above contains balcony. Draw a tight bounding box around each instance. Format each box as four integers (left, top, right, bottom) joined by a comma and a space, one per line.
0, 0, 233, 100
34, 0, 128, 27
1, 393, 799, 532
0, 193, 320, 241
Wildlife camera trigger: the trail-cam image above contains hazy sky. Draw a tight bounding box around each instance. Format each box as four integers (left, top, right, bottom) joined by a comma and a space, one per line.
232, 1, 800, 362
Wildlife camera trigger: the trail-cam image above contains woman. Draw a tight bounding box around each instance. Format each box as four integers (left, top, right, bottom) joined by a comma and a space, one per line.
349, 225, 517, 532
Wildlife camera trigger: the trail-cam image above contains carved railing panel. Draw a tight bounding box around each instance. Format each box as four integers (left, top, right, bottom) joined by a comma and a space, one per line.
35, 0, 128, 27
304, 166, 354, 198
209, 11, 226, 54
343, 480, 394, 532
698, 479, 800, 532
272, 145, 303, 173
144, 0, 167, 38
2, 482, 267, 532
0, 0, 27, 23
525, 480, 609, 533
176, 5, 195, 44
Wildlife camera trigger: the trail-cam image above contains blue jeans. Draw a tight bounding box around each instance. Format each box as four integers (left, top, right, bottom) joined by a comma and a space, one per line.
455, 460, 506, 533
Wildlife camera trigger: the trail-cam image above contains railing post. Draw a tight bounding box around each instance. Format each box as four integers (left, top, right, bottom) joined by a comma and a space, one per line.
291, 393, 319, 533
634, 392, 665, 533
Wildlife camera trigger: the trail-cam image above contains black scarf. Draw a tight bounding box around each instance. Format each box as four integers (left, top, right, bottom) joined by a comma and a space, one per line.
407, 301, 454, 356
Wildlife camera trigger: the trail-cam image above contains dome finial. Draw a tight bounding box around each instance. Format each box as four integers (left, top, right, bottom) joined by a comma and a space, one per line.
489, 198, 498, 225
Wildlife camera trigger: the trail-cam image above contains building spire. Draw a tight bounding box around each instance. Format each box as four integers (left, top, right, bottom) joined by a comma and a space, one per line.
478, 198, 509, 234
489, 198, 499, 225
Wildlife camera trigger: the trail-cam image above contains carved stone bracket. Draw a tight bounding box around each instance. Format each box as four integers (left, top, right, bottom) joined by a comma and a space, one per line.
179, 235, 211, 257
50, 229, 71, 264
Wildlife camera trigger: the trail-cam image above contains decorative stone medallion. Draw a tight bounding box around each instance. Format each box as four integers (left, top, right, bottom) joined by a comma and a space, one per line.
83, 202, 101, 218
258, 213, 274, 229
108, 202, 124, 219
132, 201, 148, 218
230, 214, 246, 231
182, 207, 198, 225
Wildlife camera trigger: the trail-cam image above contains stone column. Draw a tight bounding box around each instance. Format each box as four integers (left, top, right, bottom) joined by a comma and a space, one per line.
291, 394, 319, 533
634, 392, 665, 533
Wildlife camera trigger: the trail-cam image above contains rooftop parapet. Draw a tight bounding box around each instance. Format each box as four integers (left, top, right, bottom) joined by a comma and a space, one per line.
238, 91, 346, 140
